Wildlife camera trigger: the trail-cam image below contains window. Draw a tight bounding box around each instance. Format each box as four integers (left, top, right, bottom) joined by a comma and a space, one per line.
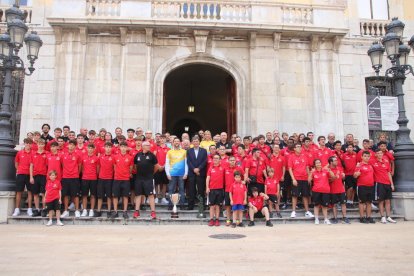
0, 0, 30, 6
358, 0, 389, 20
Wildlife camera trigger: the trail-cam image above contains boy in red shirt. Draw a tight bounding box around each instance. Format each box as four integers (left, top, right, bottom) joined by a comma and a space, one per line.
328, 156, 350, 224
112, 142, 133, 219
224, 156, 244, 226
372, 149, 396, 224
354, 151, 375, 224
378, 141, 395, 176
265, 168, 281, 218
155, 135, 170, 204
247, 187, 273, 227
206, 154, 225, 226
80, 144, 100, 217
29, 139, 48, 217
45, 170, 64, 226
13, 138, 33, 217
97, 142, 114, 218
343, 144, 357, 207
60, 140, 82, 218
229, 171, 247, 228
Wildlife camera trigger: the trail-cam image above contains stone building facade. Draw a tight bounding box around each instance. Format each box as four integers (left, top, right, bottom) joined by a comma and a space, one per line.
9, 0, 414, 140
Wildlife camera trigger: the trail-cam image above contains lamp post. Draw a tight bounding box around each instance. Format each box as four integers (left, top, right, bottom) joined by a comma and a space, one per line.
0, 2, 42, 192
367, 17, 414, 192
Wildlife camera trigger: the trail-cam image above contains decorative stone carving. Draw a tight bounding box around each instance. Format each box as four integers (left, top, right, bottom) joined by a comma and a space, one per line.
273, 33, 281, 50
79, 26, 87, 45
310, 35, 320, 52
249, 32, 256, 49
120, 27, 127, 46
53, 26, 62, 45
194, 30, 209, 53
145, 28, 153, 46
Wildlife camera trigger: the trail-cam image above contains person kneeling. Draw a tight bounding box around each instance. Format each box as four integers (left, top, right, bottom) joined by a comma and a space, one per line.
247, 187, 273, 227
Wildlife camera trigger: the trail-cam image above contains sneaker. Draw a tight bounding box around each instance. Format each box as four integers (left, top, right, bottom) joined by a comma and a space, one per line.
381, 216, 387, 224
133, 210, 140, 218
32, 209, 40, 217
342, 217, 351, 224
27, 208, 33, 216
346, 203, 353, 209
68, 202, 75, 211
238, 222, 245, 227
208, 219, 215, 227
56, 220, 64, 226
123, 211, 129, 219
41, 209, 47, 217
12, 208, 20, 217
155, 198, 159, 204
223, 210, 227, 218
110, 211, 118, 219
75, 210, 81, 218
276, 212, 282, 218
387, 217, 397, 223
331, 218, 338, 224
151, 211, 157, 220
314, 218, 319, 225
266, 220, 273, 227
324, 219, 331, 225
88, 209, 94, 217
359, 217, 367, 224
281, 204, 288, 210
225, 220, 231, 227
215, 220, 220, 227
231, 223, 237, 228
371, 203, 378, 210
61, 211, 69, 218
94, 211, 102, 217
106, 212, 111, 218
81, 209, 87, 217
305, 211, 314, 218
161, 198, 169, 205
46, 220, 53, 226
248, 221, 255, 227
269, 212, 274, 218
367, 217, 376, 224
290, 211, 296, 218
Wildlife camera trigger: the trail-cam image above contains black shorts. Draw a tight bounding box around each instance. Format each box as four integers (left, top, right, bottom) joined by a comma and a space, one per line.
112, 180, 130, 197
130, 176, 135, 191
16, 174, 30, 192
154, 171, 169, 185
312, 192, 330, 207
81, 180, 98, 197
248, 182, 265, 195
268, 194, 278, 204
224, 192, 231, 206
61, 178, 80, 197
135, 178, 155, 196
357, 185, 374, 203
32, 175, 47, 195
376, 183, 392, 201
46, 199, 60, 211
331, 193, 346, 204
209, 189, 224, 206
292, 180, 310, 197
97, 179, 113, 199
282, 171, 292, 188
345, 175, 357, 190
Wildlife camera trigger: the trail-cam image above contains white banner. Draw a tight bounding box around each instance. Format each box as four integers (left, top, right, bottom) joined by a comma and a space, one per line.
380, 96, 399, 131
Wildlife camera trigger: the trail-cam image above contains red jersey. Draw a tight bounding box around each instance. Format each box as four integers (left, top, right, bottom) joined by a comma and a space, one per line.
313, 147, 334, 167
248, 195, 264, 211
265, 177, 279, 195
224, 166, 243, 192
356, 149, 375, 163
288, 154, 308, 181
311, 169, 330, 193
302, 147, 315, 167
281, 148, 293, 167
31, 142, 38, 153
333, 150, 344, 169
229, 181, 247, 205
207, 165, 225, 190
147, 140, 157, 153
156, 145, 170, 166
129, 148, 142, 174
81, 155, 100, 180
342, 152, 357, 175
330, 167, 345, 194
45, 179, 61, 203
61, 151, 81, 178
231, 144, 240, 156
371, 159, 391, 184
45, 139, 57, 152
355, 163, 374, 187
126, 138, 136, 150
382, 150, 395, 163
31, 150, 48, 176
94, 138, 105, 149
15, 150, 32, 175
47, 152, 63, 179
207, 154, 214, 171
220, 155, 229, 169
98, 154, 114, 180
257, 144, 271, 159
244, 157, 267, 184
268, 153, 285, 181
113, 153, 133, 180
75, 145, 88, 157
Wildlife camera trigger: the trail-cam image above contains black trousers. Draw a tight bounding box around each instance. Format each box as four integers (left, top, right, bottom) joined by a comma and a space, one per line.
188, 174, 206, 208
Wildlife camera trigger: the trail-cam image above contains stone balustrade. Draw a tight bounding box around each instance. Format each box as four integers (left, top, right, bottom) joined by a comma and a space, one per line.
86, 0, 121, 17
0, 5, 32, 23
281, 5, 313, 25
360, 19, 388, 37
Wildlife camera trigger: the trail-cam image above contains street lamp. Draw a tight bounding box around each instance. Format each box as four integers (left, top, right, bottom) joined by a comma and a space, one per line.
0, 2, 42, 192
367, 17, 414, 192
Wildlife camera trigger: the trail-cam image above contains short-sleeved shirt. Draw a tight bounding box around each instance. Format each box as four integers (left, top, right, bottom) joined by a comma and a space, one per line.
156, 145, 170, 166
45, 179, 61, 203
207, 165, 225, 190
371, 159, 391, 184
224, 166, 244, 192
330, 167, 345, 193
265, 177, 279, 195
82, 155, 100, 180
61, 151, 81, 178
47, 152, 63, 179
113, 153, 133, 181
313, 147, 334, 167
229, 181, 247, 205
98, 154, 114, 180
15, 150, 32, 175
268, 154, 285, 181
31, 151, 48, 176
134, 151, 158, 180
244, 157, 267, 184
342, 152, 357, 175
311, 169, 330, 193
355, 163, 374, 187
248, 196, 264, 211
288, 154, 308, 181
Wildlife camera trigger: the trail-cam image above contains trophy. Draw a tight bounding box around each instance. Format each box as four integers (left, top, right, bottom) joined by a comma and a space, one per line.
196, 194, 206, 219
170, 193, 180, 219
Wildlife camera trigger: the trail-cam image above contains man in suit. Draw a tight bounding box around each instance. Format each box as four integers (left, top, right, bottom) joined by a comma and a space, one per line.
187, 136, 208, 210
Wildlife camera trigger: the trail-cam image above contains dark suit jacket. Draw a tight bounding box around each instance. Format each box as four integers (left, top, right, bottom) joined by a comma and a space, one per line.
187, 147, 208, 177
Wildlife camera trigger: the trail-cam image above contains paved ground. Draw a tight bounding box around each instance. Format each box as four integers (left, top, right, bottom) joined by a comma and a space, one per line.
1, 222, 413, 275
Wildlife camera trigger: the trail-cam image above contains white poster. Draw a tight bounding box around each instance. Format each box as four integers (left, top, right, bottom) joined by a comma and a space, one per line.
380, 96, 399, 131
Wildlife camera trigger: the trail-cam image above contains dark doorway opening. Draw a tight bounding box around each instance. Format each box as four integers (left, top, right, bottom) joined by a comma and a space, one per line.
163, 64, 237, 138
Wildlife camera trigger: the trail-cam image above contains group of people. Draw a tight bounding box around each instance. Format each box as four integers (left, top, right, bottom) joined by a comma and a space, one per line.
13, 124, 397, 227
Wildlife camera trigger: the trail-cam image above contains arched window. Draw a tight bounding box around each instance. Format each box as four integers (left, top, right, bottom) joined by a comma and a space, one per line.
358, 0, 389, 20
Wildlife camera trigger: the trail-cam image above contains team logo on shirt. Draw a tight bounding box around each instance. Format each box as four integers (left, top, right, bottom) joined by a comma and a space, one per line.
125, 158, 129, 162
137, 157, 141, 161
146, 156, 149, 160
91, 160, 95, 163
72, 157, 76, 161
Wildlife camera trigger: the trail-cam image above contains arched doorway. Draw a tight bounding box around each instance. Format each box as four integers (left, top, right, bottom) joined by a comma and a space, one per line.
163, 64, 237, 138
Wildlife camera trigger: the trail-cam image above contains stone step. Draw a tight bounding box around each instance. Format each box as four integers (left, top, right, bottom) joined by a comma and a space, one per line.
7, 214, 405, 225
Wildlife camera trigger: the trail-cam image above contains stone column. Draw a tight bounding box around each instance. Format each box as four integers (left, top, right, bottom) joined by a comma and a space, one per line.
0, 191, 15, 223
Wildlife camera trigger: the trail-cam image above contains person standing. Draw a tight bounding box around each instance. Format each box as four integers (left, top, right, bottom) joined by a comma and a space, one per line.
186, 136, 207, 210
